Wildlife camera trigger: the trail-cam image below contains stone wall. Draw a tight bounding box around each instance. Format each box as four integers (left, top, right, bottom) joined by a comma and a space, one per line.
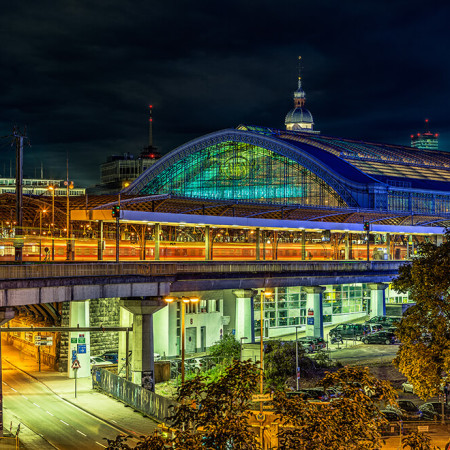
90, 298, 120, 356
58, 298, 120, 372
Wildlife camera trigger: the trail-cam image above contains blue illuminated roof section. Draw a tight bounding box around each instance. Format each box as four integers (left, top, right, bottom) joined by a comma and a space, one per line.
239, 125, 450, 191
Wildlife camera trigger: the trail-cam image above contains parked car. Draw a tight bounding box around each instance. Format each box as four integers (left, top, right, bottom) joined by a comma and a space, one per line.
362, 331, 397, 345
365, 316, 400, 326
387, 400, 423, 420
307, 337, 327, 349
100, 351, 118, 363
296, 387, 329, 402
419, 402, 450, 420
299, 339, 316, 353
381, 409, 402, 422
402, 382, 415, 394
329, 323, 370, 340
90, 356, 114, 369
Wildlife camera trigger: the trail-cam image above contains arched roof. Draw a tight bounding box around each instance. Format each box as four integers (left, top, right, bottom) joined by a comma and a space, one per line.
123, 125, 450, 209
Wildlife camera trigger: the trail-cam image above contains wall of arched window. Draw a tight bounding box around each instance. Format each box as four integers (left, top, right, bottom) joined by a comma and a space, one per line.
138, 141, 347, 207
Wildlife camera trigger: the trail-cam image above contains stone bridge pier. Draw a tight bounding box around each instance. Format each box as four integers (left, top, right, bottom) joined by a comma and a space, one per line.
119, 297, 166, 390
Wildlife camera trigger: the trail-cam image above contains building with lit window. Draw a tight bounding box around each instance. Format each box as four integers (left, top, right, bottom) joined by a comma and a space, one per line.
411, 119, 439, 150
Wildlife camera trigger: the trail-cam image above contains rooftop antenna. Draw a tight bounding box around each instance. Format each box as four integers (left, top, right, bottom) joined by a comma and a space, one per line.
148, 104, 153, 148
41, 161, 43, 179
297, 55, 303, 90
424, 118, 430, 133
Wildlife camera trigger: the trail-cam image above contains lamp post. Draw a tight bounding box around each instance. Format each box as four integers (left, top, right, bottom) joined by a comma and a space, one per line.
295, 325, 302, 391
39, 209, 47, 236
259, 290, 273, 401
64, 180, 74, 238
48, 185, 55, 234
164, 295, 200, 384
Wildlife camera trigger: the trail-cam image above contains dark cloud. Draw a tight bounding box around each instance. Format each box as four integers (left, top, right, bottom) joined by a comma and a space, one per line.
1, 0, 449, 186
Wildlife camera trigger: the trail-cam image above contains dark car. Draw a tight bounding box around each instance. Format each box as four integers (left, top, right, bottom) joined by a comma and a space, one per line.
365, 316, 400, 326
297, 336, 326, 352
419, 402, 450, 420
100, 351, 118, 364
329, 323, 370, 340
388, 400, 423, 420
299, 339, 315, 353
362, 331, 397, 345
295, 387, 329, 402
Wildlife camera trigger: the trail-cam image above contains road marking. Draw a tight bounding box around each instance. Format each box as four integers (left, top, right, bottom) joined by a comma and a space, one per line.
110, 419, 117, 423
21, 395, 28, 400
10, 387, 16, 392
76, 430, 87, 437
2, 382, 6, 385
46, 411, 54, 416
33, 403, 41, 408
96, 442, 106, 448
60, 420, 69, 426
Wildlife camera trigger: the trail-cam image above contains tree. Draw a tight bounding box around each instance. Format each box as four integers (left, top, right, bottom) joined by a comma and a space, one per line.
264, 340, 306, 388
168, 359, 260, 450
402, 431, 437, 450
272, 366, 397, 449
208, 332, 240, 363
392, 231, 450, 399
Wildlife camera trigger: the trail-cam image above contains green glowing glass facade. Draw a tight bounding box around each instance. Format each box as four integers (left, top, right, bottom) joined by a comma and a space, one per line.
139, 141, 347, 207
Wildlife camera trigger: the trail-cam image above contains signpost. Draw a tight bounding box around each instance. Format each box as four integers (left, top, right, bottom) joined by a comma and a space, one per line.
34, 335, 53, 371
71, 359, 81, 398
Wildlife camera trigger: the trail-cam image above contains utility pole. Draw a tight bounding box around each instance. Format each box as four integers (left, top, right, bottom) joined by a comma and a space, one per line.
13, 126, 27, 263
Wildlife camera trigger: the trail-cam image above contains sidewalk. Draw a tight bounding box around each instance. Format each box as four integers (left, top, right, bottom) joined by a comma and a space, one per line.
2, 345, 159, 448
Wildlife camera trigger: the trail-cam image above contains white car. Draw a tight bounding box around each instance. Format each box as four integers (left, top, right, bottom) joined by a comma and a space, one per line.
402, 382, 414, 393
90, 356, 113, 367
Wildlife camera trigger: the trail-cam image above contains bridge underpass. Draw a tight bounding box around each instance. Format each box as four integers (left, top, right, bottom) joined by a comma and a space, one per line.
0, 259, 405, 433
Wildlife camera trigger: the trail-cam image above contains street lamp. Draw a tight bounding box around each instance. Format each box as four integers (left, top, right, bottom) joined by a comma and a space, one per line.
295, 325, 302, 391
164, 295, 200, 383
39, 209, 47, 236
48, 185, 55, 234
64, 180, 74, 238
259, 289, 273, 398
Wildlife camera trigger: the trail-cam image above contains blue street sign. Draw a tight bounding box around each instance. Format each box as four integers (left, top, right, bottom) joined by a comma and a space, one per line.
77, 344, 86, 354
307, 317, 315, 325
232, 329, 235, 335
72, 350, 77, 361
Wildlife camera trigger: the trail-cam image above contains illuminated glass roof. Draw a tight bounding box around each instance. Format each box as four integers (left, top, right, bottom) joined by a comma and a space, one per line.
239, 125, 450, 191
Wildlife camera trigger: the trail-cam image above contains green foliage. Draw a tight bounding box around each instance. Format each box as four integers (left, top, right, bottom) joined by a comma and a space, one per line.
264, 340, 306, 388
402, 431, 437, 450
168, 359, 260, 450
392, 230, 450, 399
208, 332, 241, 362
312, 349, 332, 368
272, 366, 398, 449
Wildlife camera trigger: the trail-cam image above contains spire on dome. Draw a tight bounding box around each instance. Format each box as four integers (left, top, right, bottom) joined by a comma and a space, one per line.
294, 56, 306, 107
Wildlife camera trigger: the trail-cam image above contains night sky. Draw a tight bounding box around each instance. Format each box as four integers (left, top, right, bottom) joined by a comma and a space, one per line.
1, 0, 449, 187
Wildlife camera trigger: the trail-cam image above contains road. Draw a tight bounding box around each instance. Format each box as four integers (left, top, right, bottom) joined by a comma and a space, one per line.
328, 340, 399, 364
3, 360, 137, 449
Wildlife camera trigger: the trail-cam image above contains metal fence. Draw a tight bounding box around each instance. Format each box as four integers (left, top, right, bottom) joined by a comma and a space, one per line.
92, 368, 177, 423
0, 260, 403, 281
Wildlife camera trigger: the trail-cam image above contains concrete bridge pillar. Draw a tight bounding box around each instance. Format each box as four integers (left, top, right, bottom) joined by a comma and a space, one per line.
303, 286, 325, 338
69, 300, 90, 379
154, 223, 161, 261
119, 297, 165, 390
368, 283, 387, 317
232, 289, 255, 343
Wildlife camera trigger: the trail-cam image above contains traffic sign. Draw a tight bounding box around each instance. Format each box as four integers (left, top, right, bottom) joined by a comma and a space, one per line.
72, 359, 81, 370
252, 393, 273, 402
77, 344, 86, 354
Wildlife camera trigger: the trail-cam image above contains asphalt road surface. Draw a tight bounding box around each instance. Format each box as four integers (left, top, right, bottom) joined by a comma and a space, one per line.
329, 341, 399, 364
2, 360, 136, 449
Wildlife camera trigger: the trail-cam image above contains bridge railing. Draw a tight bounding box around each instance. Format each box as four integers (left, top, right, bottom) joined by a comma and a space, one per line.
0, 260, 405, 281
